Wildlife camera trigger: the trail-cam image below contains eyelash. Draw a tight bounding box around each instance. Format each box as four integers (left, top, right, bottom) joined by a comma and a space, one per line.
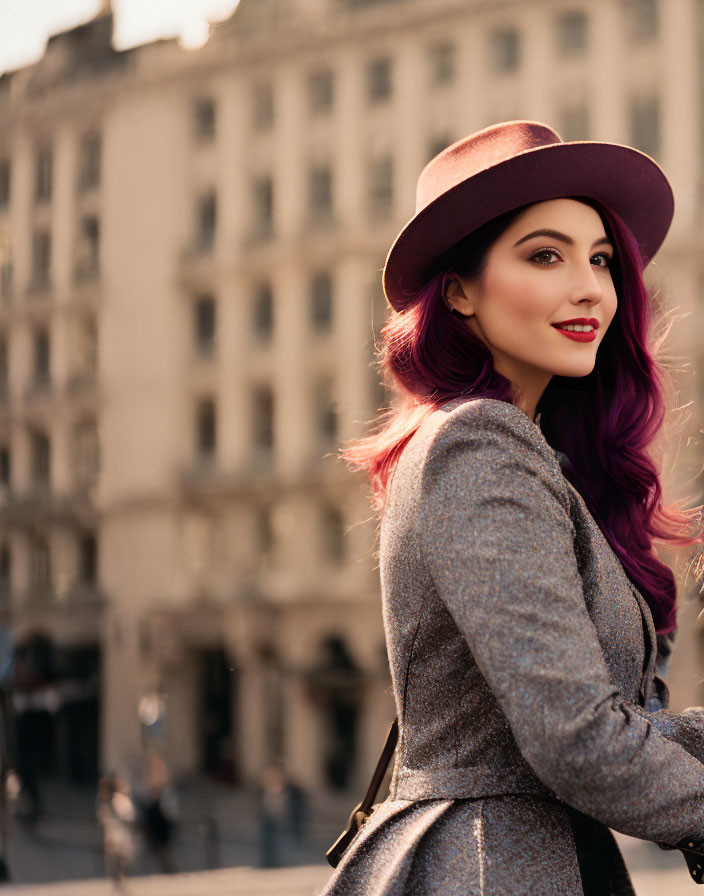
528, 248, 613, 268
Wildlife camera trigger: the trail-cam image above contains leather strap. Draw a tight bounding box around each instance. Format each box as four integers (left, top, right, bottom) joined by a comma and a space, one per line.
660, 840, 704, 884
681, 849, 704, 885
325, 718, 398, 868
360, 717, 398, 814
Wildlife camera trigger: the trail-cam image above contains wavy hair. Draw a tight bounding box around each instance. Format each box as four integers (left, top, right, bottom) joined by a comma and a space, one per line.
342, 200, 703, 633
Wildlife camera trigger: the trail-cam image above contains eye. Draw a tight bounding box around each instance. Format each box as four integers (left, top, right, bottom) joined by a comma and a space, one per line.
591, 252, 613, 268
529, 248, 561, 265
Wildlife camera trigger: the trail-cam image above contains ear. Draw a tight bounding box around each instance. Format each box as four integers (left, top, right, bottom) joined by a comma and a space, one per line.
444, 273, 476, 318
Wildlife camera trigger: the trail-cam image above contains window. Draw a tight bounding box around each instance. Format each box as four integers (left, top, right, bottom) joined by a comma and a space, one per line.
253, 283, 274, 341
194, 98, 216, 141
559, 101, 590, 141
71, 418, 99, 489
321, 503, 345, 565
0, 544, 10, 602
0, 263, 12, 303
0, 336, 7, 398
252, 385, 274, 455
367, 57, 392, 103
196, 191, 216, 251
428, 42, 455, 87
315, 378, 337, 446
29, 534, 51, 591
309, 164, 333, 223
35, 145, 52, 203
0, 446, 9, 486
311, 272, 333, 332
78, 133, 101, 193
74, 316, 97, 382
555, 10, 589, 55
253, 83, 274, 130
257, 506, 273, 555
31, 429, 51, 485
253, 175, 274, 238
308, 69, 334, 116
195, 294, 216, 357
0, 160, 9, 208
75, 215, 100, 281
490, 27, 520, 73
33, 328, 50, 386
31, 230, 51, 289
79, 533, 97, 584
368, 154, 393, 221
630, 95, 660, 158
196, 398, 216, 459
622, 0, 658, 41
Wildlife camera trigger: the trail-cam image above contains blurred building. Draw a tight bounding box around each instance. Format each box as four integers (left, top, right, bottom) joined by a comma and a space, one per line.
0, 0, 702, 794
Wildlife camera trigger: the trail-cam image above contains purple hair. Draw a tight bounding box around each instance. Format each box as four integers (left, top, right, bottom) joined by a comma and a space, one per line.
342, 201, 703, 633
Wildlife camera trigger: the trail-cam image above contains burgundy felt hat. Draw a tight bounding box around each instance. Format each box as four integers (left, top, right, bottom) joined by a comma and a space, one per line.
382, 120, 674, 311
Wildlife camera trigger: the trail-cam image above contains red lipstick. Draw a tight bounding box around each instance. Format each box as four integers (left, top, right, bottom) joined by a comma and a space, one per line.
552, 317, 599, 343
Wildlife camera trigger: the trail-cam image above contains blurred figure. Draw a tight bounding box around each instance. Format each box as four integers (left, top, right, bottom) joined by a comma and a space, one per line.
13, 705, 43, 827
135, 753, 178, 874
258, 763, 287, 868
96, 772, 137, 890
196, 812, 220, 869
287, 775, 311, 853
258, 762, 311, 866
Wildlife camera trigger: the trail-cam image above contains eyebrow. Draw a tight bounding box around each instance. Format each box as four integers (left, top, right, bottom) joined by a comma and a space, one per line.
512, 228, 613, 249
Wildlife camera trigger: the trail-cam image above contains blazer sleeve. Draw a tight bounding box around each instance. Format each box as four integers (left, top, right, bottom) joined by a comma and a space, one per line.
632, 704, 704, 764
417, 401, 704, 845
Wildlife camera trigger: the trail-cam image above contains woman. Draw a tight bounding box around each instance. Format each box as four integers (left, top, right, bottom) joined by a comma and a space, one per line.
96, 772, 137, 889
321, 121, 704, 896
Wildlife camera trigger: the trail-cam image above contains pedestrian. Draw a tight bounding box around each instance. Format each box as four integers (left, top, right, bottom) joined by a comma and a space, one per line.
322, 120, 704, 895
136, 753, 178, 874
286, 776, 310, 852
257, 763, 288, 868
96, 772, 137, 890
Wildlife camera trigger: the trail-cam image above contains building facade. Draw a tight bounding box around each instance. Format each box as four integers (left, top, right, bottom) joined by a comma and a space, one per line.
0, 0, 702, 794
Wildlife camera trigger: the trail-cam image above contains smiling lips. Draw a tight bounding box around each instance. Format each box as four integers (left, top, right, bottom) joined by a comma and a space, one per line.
551, 317, 600, 343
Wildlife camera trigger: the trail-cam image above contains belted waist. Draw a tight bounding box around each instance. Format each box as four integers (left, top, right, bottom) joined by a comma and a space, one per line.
391, 764, 556, 802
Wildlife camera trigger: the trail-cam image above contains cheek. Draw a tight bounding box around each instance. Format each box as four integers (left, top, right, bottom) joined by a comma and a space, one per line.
603, 285, 619, 328
481, 269, 553, 325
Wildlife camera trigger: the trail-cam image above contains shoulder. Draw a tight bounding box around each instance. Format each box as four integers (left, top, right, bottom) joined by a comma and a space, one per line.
419, 397, 558, 464
416, 398, 571, 511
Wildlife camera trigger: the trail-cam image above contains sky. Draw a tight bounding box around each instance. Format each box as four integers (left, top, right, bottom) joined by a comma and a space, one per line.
0, 0, 242, 75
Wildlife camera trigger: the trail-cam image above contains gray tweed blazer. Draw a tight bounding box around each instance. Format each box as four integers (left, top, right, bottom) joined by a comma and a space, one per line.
321, 398, 704, 896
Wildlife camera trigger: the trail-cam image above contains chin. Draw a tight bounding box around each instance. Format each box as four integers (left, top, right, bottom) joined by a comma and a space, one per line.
553, 360, 597, 378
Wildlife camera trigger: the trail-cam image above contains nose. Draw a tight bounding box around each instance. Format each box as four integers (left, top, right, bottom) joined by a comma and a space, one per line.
568, 259, 605, 306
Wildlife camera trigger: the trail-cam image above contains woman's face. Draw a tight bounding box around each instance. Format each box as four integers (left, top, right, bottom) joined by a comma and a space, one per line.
446, 198, 618, 413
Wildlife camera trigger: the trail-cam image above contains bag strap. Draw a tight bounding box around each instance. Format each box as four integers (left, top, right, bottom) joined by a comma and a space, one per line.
360, 717, 398, 813
325, 717, 398, 868
660, 840, 704, 884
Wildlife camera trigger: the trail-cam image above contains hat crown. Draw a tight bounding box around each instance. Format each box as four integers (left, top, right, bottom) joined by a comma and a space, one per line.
416, 121, 563, 212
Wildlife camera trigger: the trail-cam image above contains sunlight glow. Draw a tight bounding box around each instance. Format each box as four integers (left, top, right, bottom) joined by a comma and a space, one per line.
0, 0, 243, 75
179, 17, 210, 50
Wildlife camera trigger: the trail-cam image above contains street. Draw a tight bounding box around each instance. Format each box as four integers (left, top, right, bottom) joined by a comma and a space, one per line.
2, 866, 331, 895
0, 778, 700, 895
0, 849, 700, 896
0, 777, 342, 885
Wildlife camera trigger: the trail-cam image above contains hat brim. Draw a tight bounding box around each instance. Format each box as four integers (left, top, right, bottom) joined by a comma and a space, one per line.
382, 141, 674, 311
